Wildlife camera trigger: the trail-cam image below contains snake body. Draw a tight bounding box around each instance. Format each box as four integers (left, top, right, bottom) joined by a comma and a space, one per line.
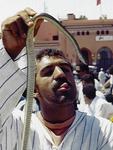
21, 13, 86, 150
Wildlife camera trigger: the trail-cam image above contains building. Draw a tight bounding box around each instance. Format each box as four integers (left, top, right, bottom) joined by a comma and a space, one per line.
0, 14, 112, 71
34, 13, 113, 71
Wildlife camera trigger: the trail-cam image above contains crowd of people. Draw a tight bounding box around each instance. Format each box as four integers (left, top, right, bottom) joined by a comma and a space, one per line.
0, 7, 113, 150
73, 63, 113, 121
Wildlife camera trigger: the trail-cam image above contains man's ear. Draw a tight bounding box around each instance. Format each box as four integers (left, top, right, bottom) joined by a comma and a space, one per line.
34, 85, 41, 101
34, 73, 42, 100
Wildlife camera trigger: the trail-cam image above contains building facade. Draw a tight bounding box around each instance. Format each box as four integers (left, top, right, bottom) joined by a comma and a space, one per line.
35, 14, 113, 71
4, 14, 111, 72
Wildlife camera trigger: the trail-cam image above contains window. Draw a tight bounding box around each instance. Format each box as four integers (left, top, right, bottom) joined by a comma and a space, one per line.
96, 30, 100, 35
101, 30, 104, 35
106, 30, 109, 35
77, 31, 80, 35
82, 31, 85, 35
52, 35, 59, 40
86, 31, 90, 35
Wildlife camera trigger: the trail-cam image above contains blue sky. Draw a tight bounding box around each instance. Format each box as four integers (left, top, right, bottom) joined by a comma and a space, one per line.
0, 0, 113, 25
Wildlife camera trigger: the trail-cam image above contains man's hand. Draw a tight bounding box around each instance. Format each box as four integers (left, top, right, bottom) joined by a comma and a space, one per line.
1, 8, 37, 59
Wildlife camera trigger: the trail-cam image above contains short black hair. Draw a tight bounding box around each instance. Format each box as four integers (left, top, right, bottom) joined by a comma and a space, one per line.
76, 63, 89, 72
36, 48, 73, 69
36, 48, 66, 60
109, 65, 113, 75
105, 93, 113, 104
83, 84, 96, 99
81, 74, 95, 85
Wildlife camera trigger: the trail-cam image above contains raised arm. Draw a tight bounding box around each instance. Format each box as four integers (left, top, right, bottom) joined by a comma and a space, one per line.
1, 7, 37, 59
0, 8, 37, 125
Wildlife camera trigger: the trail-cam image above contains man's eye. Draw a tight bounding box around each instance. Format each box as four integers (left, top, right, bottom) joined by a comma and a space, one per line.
61, 67, 71, 73
43, 69, 53, 76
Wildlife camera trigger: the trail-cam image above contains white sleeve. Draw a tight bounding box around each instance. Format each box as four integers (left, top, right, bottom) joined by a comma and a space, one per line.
0, 40, 26, 125
14, 47, 27, 75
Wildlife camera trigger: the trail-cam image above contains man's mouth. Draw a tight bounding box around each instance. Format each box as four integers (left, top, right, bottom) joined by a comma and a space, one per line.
57, 82, 71, 92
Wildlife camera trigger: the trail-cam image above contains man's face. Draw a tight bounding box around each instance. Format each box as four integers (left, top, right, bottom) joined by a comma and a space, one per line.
76, 66, 83, 77
82, 80, 87, 86
76, 66, 87, 78
35, 55, 77, 106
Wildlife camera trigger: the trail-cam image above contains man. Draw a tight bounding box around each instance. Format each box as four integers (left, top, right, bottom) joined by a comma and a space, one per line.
104, 65, 113, 102
75, 63, 89, 77
82, 84, 113, 119
104, 65, 113, 89
77, 73, 105, 111
81, 74, 105, 99
107, 65, 113, 93
98, 68, 106, 85
75, 64, 102, 105
0, 8, 113, 150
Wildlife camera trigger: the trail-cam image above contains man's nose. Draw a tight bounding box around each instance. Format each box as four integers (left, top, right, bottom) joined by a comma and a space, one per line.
53, 66, 66, 79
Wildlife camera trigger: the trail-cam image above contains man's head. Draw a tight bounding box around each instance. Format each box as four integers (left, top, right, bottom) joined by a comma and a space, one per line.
76, 63, 89, 78
100, 68, 103, 71
81, 73, 95, 86
35, 48, 77, 108
109, 65, 113, 75
83, 84, 96, 104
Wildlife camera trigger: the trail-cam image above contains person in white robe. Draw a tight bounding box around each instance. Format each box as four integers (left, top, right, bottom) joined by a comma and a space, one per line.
98, 68, 106, 85
77, 73, 105, 111
83, 84, 113, 120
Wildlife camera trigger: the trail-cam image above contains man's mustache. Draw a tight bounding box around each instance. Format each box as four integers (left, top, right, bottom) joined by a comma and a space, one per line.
53, 77, 72, 90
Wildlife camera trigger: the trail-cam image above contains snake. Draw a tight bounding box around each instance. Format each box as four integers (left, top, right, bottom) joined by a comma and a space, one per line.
21, 13, 86, 150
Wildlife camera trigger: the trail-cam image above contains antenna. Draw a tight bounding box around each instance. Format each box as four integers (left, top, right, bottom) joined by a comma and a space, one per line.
43, 0, 48, 13
97, 0, 103, 18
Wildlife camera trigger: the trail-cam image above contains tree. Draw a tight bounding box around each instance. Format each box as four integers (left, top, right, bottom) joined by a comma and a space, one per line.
99, 15, 107, 20
79, 15, 88, 20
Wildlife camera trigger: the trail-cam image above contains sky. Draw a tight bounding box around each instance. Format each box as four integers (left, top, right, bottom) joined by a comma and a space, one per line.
0, 0, 113, 25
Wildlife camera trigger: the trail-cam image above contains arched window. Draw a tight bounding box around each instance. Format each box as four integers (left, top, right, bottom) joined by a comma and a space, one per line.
77, 31, 80, 35
101, 30, 104, 35
86, 31, 90, 35
96, 30, 100, 35
106, 30, 109, 35
82, 31, 85, 35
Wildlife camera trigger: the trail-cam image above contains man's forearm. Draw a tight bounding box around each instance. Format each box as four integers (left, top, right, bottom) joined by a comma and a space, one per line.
0, 40, 26, 125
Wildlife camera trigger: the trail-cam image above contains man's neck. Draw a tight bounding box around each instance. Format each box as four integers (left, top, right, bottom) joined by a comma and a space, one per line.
37, 111, 75, 135
40, 104, 76, 124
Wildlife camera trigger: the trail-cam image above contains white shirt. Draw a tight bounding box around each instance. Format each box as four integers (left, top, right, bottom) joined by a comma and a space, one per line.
83, 96, 113, 119
16, 98, 40, 112
76, 80, 105, 110
98, 70, 106, 84
110, 75, 113, 85
94, 78, 103, 91
1, 42, 113, 150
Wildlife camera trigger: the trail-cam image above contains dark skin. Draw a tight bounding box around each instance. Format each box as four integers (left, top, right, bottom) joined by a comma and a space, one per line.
1, 7, 43, 59
35, 56, 76, 123
1, 8, 76, 124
